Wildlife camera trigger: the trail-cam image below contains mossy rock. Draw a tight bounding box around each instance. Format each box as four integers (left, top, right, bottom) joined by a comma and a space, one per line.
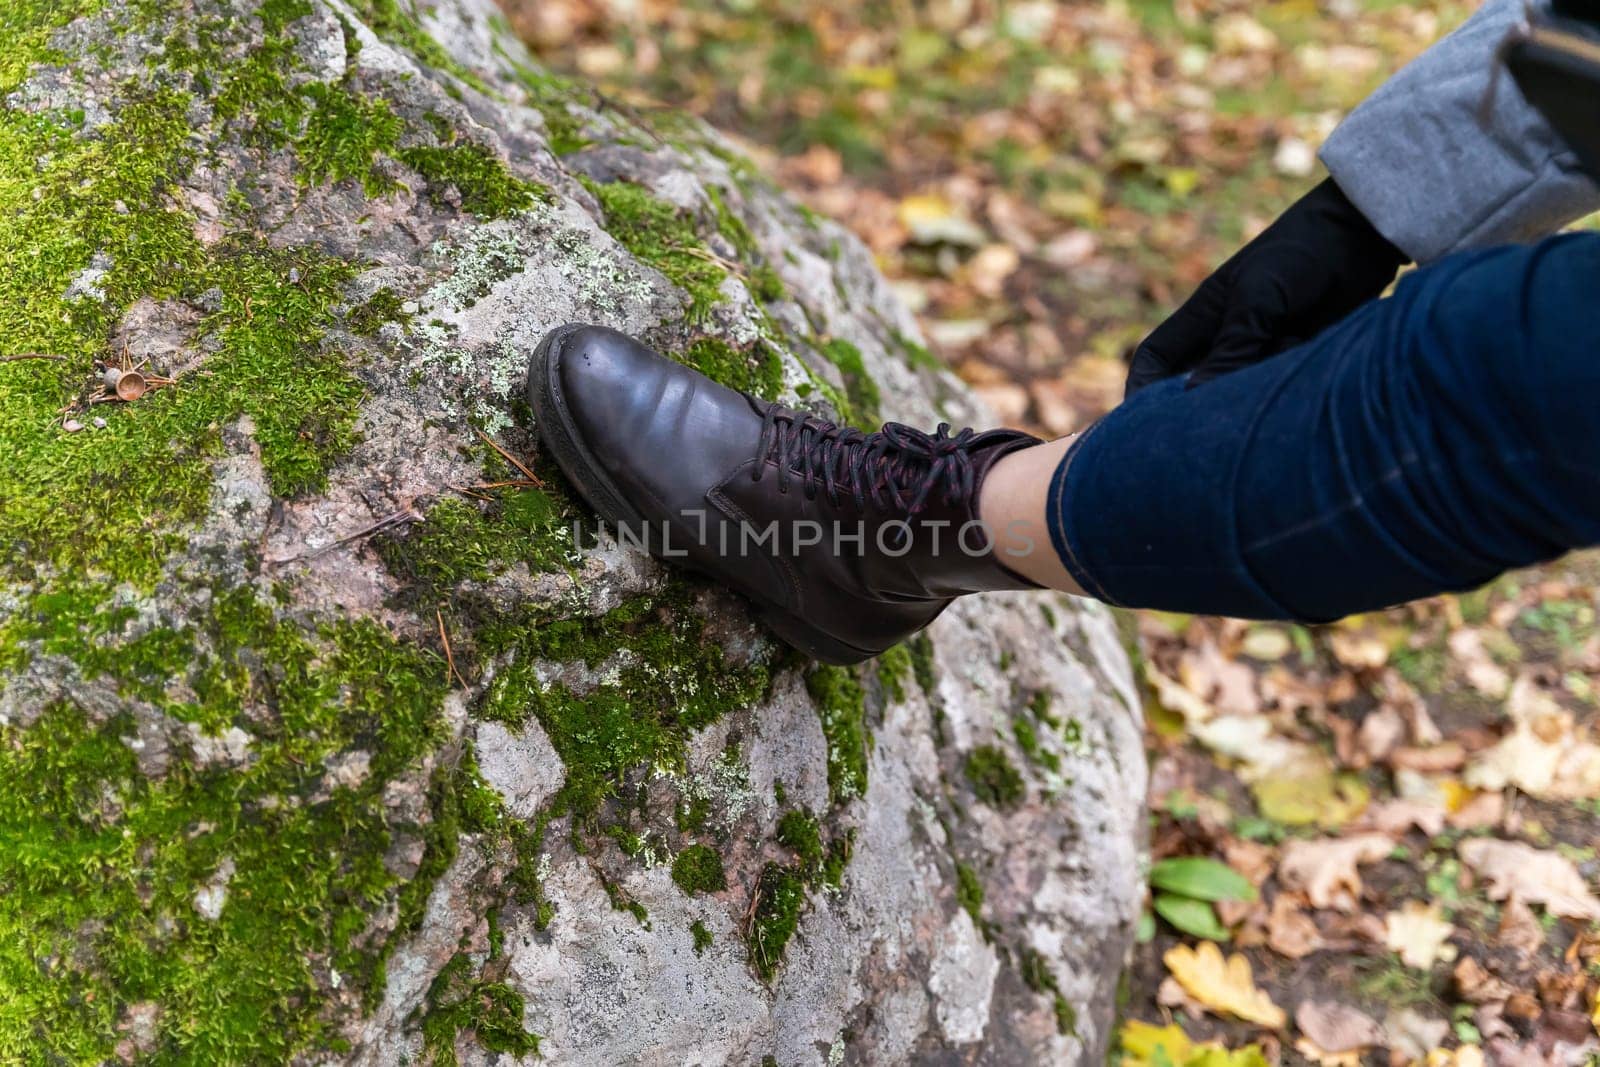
0, 0, 1144, 1062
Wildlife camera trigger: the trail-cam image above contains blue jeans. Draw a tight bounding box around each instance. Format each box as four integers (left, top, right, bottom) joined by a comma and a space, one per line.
1047, 233, 1600, 621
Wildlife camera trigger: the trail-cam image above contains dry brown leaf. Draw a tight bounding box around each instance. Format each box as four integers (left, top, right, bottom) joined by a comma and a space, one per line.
1448, 789, 1505, 831
1454, 956, 1516, 1004
1177, 640, 1261, 717
1295, 1000, 1383, 1053
1357, 706, 1405, 764
1384, 900, 1457, 969
1357, 797, 1447, 837
1425, 1047, 1486, 1067
1328, 628, 1388, 671
1162, 941, 1286, 1028
1266, 895, 1323, 959
1384, 1008, 1450, 1062
1465, 676, 1600, 800
1497, 895, 1545, 958
1292, 1039, 1360, 1067
1449, 628, 1511, 698
1388, 742, 1466, 773
1458, 838, 1600, 920
1277, 834, 1394, 912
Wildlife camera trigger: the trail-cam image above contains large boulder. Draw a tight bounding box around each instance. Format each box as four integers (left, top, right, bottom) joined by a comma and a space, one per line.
0, 0, 1145, 1062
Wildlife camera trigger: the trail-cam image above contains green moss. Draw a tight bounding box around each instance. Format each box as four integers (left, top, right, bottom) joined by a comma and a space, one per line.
1012, 717, 1060, 774
1018, 949, 1076, 1036
347, 286, 411, 335
691, 920, 714, 954
683, 337, 784, 396
346, 0, 494, 96
374, 488, 576, 600
296, 84, 402, 195
908, 633, 938, 696
749, 862, 806, 983
0, 585, 452, 1060
805, 665, 869, 803
418, 954, 540, 1066
955, 862, 984, 924
776, 809, 824, 875
821, 830, 853, 889
503, 60, 593, 155
580, 176, 727, 318
1027, 688, 1060, 729
479, 586, 771, 816
818, 338, 882, 428
875, 644, 912, 704
1053, 995, 1078, 1037
893, 331, 944, 373
965, 745, 1025, 810
399, 141, 543, 218
671, 844, 727, 895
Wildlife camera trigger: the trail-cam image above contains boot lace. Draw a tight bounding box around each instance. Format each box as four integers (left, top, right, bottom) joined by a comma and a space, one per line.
752, 402, 981, 515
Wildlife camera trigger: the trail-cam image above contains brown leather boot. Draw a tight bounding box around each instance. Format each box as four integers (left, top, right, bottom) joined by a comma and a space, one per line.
526, 324, 1041, 664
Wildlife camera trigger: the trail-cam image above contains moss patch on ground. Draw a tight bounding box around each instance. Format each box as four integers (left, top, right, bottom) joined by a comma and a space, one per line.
478, 586, 772, 817
417, 953, 540, 1067
684, 336, 783, 396
749, 862, 807, 984
805, 664, 869, 803
818, 338, 882, 428
671, 843, 727, 895
965, 744, 1025, 810
579, 176, 728, 318
0, 587, 451, 1060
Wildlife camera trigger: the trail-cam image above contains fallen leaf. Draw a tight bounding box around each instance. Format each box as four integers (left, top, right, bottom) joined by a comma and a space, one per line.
1497, 895, 1545, 957
1294, 999, 1384, 1053
1384, 900, 1457, 969
1117, 1019, 1272, 1067
1465, 676, 1600, 800
1148, 665, 1214, 725
1163, 941, 1286, 1028
1214, 13, 1278, 53
1454, 956, 1516, 1004
1357, 706, 1405, 764
1190, 715, 1306, 779
1150, 857, 1258, 902
1277, 834, 1393, 912
1241, 627, 1291, 661
1384, 1008, 1450, 1062
1458, 838, 1600, 920
1251, 754, 1369, 828
1154, 893, 1231, 941
1178, 640, 1260, 717
1449, 628, 1511, 698
1266, 895, 1323, 959
1328, 628, 1388, 671
1357, 797, 1448, 837
1425, 1047, 1485, 1067
1292, 1038, 1360, 1067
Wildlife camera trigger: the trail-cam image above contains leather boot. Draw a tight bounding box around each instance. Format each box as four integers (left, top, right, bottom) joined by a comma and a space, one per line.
526, 324, 1041, 664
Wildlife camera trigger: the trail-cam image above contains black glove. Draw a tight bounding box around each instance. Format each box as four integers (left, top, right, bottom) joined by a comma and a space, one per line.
1124, 177, 1409, 397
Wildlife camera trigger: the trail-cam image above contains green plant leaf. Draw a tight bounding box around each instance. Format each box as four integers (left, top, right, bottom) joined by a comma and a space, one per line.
1149, 857, 1257, 902
1153, 892, 1231, 941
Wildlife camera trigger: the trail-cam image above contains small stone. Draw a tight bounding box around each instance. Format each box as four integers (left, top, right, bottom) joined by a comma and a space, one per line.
92, 417, 106, 428
62, 418, 83, 432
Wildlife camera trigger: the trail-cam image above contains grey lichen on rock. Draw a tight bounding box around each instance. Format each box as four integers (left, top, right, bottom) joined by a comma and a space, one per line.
0, 0, 1144, 1063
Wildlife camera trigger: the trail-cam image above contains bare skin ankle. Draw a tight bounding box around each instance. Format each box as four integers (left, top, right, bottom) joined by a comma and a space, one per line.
977, 436, 1089, 595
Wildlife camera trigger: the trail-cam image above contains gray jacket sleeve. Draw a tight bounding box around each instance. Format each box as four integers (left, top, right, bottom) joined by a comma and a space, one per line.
1318, 0, 1600, 263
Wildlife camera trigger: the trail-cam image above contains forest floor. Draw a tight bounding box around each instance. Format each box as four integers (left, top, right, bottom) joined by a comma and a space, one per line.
508, 1, 1600, 1062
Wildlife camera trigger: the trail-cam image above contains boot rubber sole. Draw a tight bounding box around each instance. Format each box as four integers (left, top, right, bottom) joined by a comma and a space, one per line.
526, 326, 879, 666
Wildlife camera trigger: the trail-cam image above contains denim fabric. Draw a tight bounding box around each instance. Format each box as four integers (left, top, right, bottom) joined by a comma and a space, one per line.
1047, 232, 1600, 621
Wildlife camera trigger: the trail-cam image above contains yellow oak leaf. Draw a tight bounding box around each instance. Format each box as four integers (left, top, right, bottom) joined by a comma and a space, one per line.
1162, 942, 1286, 1028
